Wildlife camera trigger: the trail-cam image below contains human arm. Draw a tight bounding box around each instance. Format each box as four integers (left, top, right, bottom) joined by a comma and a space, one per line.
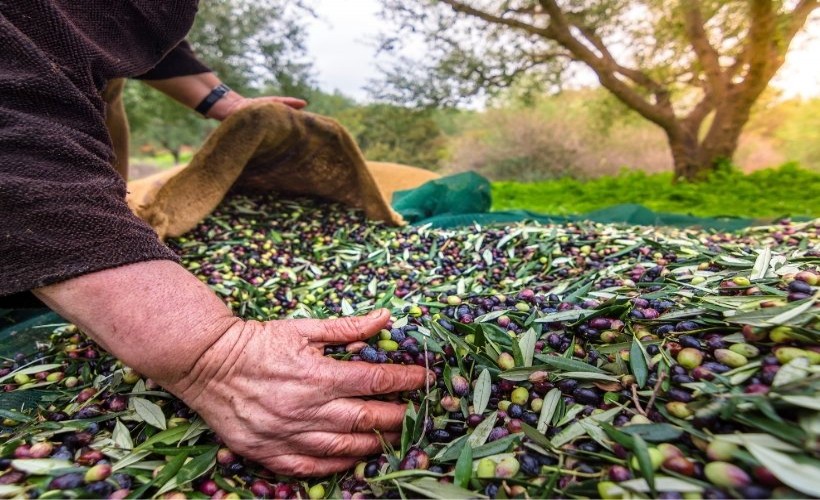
136, 40, 306, 120
1, 27, 424, 474
143, 72, 307, 121
34, 260, 431, 476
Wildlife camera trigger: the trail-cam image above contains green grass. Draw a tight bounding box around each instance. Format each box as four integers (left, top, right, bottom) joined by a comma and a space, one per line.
131, 151, 194, 168
491, 163, 819, 219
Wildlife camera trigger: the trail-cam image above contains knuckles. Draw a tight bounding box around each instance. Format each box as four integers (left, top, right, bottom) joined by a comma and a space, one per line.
351, 406, 377, 432
281, 458, 319, 477
321, 434, 353, 456
367, 365, 396, 395
328, 316, 364, 340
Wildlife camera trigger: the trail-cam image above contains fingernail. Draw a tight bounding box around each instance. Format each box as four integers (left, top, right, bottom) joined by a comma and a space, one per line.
367, 309, 384, 319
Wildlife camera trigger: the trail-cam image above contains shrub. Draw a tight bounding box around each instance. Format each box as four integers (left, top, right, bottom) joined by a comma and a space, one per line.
491, 163, 819, 218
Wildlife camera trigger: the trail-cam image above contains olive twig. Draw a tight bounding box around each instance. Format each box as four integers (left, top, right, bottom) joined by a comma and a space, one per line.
630, 385, 647, 416
644, 370, 667, 416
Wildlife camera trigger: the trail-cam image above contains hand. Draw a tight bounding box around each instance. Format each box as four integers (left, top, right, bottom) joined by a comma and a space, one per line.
34, 261, 429, 477
168, 309, 431, 477
143, 72, 307, 121
208, 93, 308, 121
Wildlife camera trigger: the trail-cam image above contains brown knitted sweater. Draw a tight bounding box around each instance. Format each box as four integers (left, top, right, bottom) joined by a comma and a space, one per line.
0, 1, 210, 303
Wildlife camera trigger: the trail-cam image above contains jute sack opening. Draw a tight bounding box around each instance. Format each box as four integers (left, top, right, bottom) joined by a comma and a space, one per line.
122, 99, 439, 240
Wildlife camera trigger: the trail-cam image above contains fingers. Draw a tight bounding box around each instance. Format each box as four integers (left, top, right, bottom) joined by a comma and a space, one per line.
324, 361, 431, 398
313, 398, 411, 433
295, 431, 400, 457
256, 96, 307, 110
295, 309, 390, 345
279, 97, 307, 109
262, 455, 359, 477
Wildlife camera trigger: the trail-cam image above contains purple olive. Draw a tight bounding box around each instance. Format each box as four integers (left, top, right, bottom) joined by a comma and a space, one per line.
488, 427, 509, 442
48, 473, 85, 490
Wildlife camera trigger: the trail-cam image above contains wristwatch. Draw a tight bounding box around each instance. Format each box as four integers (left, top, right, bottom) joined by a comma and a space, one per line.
195, 83, 231, 116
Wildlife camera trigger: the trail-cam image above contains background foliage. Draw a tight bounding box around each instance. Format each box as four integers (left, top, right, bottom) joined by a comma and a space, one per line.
492, 163, 819, 218
124, 0, 819, 219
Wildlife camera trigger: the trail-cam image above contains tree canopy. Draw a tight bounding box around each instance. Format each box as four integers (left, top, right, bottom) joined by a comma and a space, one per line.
375, 0, 818, 180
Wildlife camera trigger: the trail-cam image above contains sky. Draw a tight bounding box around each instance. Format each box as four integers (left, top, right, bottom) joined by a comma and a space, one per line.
304, 0, 385, 101
304, 0, 819, 102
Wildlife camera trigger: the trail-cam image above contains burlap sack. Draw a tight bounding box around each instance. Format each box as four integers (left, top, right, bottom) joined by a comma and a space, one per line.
113, 88, 439, 240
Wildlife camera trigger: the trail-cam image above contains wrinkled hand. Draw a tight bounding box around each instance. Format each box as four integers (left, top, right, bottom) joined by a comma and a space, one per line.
167, 309, 431, 477
209, 94, 307, 121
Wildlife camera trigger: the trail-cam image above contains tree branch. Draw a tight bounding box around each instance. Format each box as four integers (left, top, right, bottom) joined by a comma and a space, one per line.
730, 0, 817, 90
683, 91, 717, 132
537, 0, 676, 130
571, 22, 664, 93
738, 0, 779, 95
785, 0, 819, 42
681, 1, 725, 96
438, 0, 550, 37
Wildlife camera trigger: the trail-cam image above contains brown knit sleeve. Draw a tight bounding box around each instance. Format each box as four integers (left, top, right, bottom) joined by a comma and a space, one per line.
0, 15, 179, 299
134, 40, 212, 81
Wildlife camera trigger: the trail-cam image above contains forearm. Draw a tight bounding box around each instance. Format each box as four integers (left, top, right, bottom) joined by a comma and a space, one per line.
143, 73, 244, 121
33, 260, 239, 386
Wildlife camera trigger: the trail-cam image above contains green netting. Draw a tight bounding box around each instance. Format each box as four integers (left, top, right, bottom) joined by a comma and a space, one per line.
0, 310, 63, 358
392, 171, 492, 223
393, 172, 761, 231
0, 311, 66, 419
0, 390, 54, 414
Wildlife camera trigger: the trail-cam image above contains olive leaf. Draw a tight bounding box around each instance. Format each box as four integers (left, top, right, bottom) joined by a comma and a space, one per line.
473, 369, 491, 415
112, 419, 133, 450
0, 486, 25, 497
401, 402, 417, 457
726, 297, 816, 327
554, 371, 620, 382
630, 336, 649, 388
129, 451, 188, 499
520, 423, 551, 449
551, 406, 621, 447
453, 442, 473, 489
467, 411, 498, 448
519, 328, 537, 367
471, 434, 520, 458
621, 424, 683, 442
750, 248, 772, 280
535, 309, 593, 323
434, 434, 469, 462
631, 434, 656, 495
714, 433, 799, 452
403, 477, 484, 499
175, 445, 218, 487
498, 365, 552, 381
611, 477, 702, 494
780, 394, 820, 411
773, 357, 810, 387
743, 441, 820, 496
537, 388, 562, 434
135, 422, 192, 450
11, 459, 72, 475
534, 354, 606, 374
131, 397, 166, 430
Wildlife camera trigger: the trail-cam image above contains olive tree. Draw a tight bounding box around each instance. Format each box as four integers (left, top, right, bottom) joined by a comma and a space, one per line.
375, 0, 818, 180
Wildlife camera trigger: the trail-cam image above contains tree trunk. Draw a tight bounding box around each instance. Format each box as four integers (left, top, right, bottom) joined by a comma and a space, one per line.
698, 96, 756, 174
666, 104, 747, 182
170, 148, 181, 165
665, 126, 709, 182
